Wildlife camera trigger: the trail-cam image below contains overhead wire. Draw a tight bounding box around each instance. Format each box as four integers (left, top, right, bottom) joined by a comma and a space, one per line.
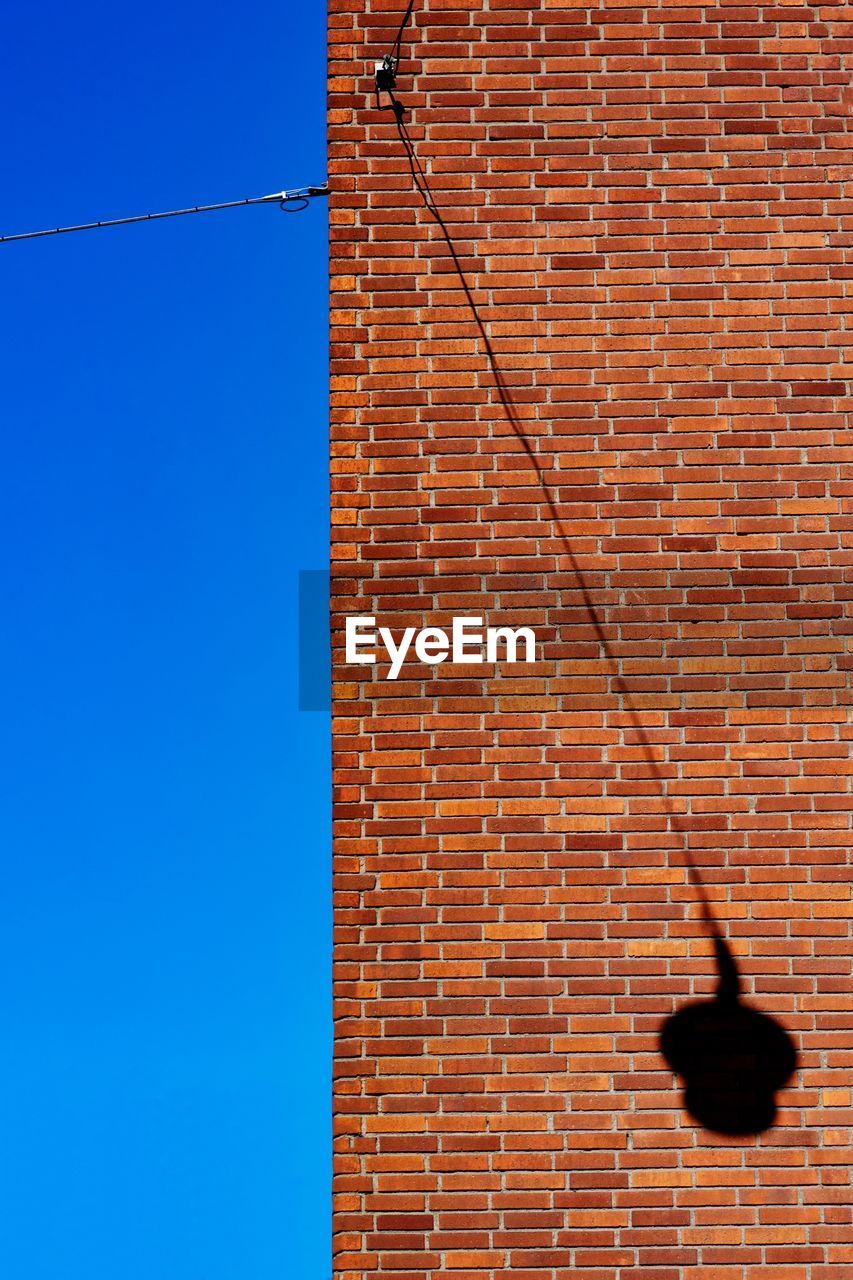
0, 183, 329, 245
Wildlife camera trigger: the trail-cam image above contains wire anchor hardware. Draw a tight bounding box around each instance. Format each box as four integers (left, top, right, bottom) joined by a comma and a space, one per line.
374, 0, 413, 102
375, 54, 398, 93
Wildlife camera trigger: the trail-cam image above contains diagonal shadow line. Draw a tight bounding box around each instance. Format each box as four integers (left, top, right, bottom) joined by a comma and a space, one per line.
389, 96, 720, 939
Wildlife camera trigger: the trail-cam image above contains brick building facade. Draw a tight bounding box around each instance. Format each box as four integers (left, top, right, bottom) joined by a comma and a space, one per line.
328, 3, 853, 1276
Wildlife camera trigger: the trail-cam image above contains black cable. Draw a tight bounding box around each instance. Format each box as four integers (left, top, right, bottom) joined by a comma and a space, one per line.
389, 95, 721, 938
0, 183, 329, 245
390, 0, 415, 67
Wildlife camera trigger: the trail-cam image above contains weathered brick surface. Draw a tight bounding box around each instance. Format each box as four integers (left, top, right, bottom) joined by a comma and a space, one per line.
329, 3, 853, 1277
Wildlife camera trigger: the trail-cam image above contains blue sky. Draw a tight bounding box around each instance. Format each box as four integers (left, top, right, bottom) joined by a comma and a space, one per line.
0, 4, 329, 1277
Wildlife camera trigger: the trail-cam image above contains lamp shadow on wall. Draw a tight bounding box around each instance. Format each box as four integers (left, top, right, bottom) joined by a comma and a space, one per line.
660, 931, 798, 1136
387, 97, 799, 1138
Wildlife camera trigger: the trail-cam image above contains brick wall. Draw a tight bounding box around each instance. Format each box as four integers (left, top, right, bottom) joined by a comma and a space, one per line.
328, 3, 853, 1277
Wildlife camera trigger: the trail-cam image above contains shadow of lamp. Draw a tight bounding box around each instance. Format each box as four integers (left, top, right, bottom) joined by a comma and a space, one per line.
659, 930, 798, 1136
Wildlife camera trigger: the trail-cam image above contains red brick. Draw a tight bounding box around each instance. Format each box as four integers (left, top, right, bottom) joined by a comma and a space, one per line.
330, 2, 853, 1276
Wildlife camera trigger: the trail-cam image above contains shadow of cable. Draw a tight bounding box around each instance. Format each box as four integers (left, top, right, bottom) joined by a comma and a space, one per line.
660, 932, 798, 1136
385, 92, 799, 1135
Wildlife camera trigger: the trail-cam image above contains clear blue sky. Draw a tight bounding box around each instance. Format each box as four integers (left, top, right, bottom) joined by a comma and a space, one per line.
0, 4, 328, 1277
